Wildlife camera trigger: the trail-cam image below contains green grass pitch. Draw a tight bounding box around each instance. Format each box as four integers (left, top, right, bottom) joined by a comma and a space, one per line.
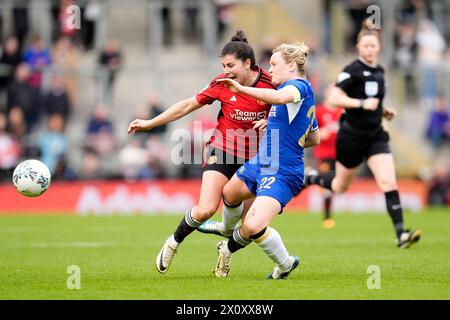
0, 209, 449, 300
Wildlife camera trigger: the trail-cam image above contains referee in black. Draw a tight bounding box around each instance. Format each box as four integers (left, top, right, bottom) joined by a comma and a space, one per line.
306, 20, 421, 249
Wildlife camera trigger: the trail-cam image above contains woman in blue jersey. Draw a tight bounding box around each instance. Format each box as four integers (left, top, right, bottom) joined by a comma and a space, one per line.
213, 42, 320, 279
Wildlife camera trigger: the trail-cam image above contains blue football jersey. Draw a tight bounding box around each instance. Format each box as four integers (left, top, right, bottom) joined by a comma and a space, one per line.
255, 78, 318, 176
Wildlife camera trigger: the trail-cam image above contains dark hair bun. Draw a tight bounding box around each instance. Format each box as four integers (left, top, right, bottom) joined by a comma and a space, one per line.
230, 30, 248, 43
221, 29, 255, 68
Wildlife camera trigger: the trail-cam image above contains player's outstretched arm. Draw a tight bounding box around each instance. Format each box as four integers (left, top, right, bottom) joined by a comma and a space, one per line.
216, 78, 294, 105
128, 96, 204, 135
328, 86, 378, 111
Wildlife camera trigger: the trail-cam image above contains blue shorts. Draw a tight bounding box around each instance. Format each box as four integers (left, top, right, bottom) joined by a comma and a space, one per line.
235, 161, 304, 208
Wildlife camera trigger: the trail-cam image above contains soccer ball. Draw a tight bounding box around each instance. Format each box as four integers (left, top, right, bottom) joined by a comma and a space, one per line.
12, 160, 52, 197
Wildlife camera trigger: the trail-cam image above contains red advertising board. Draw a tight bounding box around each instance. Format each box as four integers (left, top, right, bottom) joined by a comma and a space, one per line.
0, 179, 427, 215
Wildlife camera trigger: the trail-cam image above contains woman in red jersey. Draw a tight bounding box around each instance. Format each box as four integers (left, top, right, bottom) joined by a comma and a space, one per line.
128, 30, 275, 274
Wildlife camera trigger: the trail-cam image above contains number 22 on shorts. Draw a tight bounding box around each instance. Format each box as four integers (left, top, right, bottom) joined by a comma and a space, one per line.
259, 177, 276, 190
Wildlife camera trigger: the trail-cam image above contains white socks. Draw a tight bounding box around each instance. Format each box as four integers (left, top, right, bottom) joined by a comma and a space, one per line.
255, 227, 291, 272
219, 201, 244, 236
167, 234, 180, 248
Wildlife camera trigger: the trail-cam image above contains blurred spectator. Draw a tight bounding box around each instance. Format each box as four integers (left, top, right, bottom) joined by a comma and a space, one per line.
50, 0, 61, 42
86, 104, 112, 133
416, 18, 446, 108
399, 0, 430, 23
23, 36, 52, 89
84, 104, 117, 156
215, 0, 237, 40
427, 160, 450, 206
44, 74, 71, 122
53, 155, 77, 181
79, 150, 100, 180
161, 4, 173, 47
131, 93, 168, 144
183, 1, 199, 43
98, 38, 122, 103
7, 63, 40, 131
12, 0, 29, 51
0, 112, 22, 180
52, 36, 79, 104
7, 107, 27, 140
119, 140, 149, 181
394, 21, 417, 103
39, 114, 68, 174
0, 36, 22, 96
145, 135, 169, 179
82, 0, 102, 50
425, 97, 450, 149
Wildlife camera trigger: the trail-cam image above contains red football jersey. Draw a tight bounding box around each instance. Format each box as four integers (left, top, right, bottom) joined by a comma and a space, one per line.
312, 104, 343, 160
196, 67, 274, 159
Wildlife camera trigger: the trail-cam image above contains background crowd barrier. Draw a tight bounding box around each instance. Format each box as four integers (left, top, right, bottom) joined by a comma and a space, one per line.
0, 179, 428, 215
